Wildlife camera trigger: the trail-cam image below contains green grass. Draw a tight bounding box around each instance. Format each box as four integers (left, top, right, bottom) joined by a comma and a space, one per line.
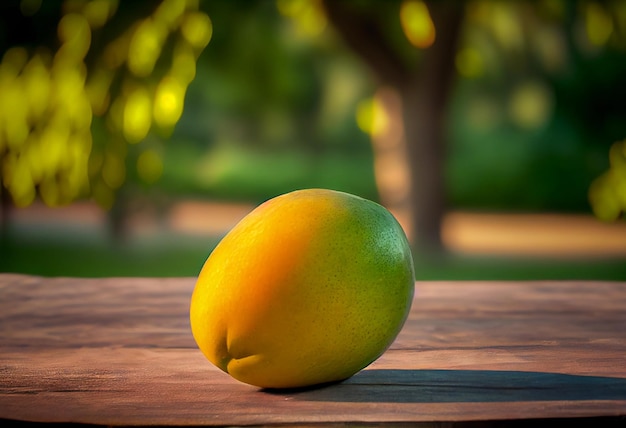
412, 254, 626, 281
2, 235, 625, 281
0, 236, 219, 278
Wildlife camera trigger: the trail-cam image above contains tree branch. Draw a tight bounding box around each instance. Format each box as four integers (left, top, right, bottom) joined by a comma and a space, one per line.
321, 0, 409, 88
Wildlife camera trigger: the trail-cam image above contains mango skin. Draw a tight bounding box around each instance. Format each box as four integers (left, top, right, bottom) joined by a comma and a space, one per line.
190, 188, 415, 389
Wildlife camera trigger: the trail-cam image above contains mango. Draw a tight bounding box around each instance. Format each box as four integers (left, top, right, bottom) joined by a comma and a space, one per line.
190, 188, 415, 389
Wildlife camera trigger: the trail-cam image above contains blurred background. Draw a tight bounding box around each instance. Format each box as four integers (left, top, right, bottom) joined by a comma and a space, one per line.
1, 0, 625, 280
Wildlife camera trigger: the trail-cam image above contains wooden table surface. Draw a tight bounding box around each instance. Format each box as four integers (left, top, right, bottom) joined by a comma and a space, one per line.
1, 274, 625, 427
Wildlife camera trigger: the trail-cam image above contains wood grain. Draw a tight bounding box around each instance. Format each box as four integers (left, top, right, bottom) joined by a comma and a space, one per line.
1, 274, 625, 426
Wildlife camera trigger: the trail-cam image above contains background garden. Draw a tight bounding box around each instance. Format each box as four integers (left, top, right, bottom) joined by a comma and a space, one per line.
1, 0, 625, 280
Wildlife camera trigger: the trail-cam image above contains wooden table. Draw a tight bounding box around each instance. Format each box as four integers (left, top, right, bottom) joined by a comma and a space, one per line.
1, 274, 625, 426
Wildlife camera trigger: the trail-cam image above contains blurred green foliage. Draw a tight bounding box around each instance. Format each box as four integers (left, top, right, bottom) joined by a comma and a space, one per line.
2, 0, 625, 213
170, 0, 376, 200
172, 0, 626, 213
1, 0, 625, 280
0, 0, 212, 209
446, 0, 626, 213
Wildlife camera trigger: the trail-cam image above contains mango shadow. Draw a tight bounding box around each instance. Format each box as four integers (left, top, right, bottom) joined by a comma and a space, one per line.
275, 369, 626, 403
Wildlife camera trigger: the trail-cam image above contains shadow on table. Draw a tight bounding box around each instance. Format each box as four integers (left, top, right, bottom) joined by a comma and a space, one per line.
275, 369, 626, 403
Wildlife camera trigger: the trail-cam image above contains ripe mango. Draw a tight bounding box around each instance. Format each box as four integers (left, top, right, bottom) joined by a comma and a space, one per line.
190, 188, 415, 389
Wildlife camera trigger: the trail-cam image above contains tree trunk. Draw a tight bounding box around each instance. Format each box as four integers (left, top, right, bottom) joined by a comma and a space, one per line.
401, 82, 448, 254
108, 187, 131, 245
401, 3, 464, 254
0, 187, 11, 241
322, 1, 464, 255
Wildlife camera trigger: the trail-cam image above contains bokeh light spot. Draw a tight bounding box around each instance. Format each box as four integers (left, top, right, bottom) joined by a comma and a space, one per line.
277, 0, 326, 38
39, 122, 70, 176
609, 140, 626, 170
181, 11, 213, 49
2, 47, 29, 76
589, 171, 622, 222
589, 140, 626, 221
128, 18, 165, 77
23, 54, 52, 123
57, 13, 91, 60
356, 97, 388, 137
153, 75, 185, 128
586, 2, 613, 46
172, 40, 197, 84
82, 0, 119, 29
400, 0, 436, 49
123, 87, 152, 143
86, 68, 113, 115
154, 0, 186, 30
356, 98, 375, 134
2, 82, 29, 149
490, 3, 523, 50
508, 80, 553, 129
